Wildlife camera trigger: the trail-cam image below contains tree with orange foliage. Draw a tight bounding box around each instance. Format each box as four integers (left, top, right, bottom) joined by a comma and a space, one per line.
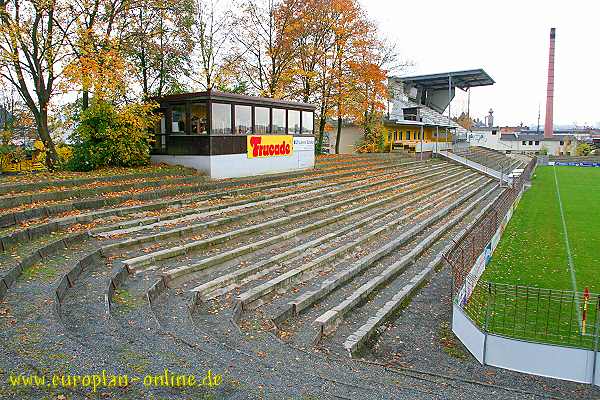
61, 0, 130, 109
344, 31, 399, 153
453, 112, 474, 131
282, 0, 371, 153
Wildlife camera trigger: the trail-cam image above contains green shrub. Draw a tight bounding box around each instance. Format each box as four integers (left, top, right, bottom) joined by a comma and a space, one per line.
576, 143, 593, 156
67, 101, 159, 171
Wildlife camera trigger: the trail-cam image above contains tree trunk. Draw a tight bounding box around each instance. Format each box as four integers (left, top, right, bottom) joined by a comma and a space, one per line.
82, 90, 89, 110
317, 115, 326, 154
36, 109, 58, 170
335, 114, 342, 154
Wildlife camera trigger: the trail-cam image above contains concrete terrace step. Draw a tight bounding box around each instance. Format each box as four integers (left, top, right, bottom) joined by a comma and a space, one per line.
0, 158, 431, 250
124, 165, 461, 274
188, 173, 478, 305
0, 166, 197, 196
0, 174, 208, 209
235, 174, 486, 318
96, 163, 446, 241
343, 188, 504, 356
311, 183, 495, 342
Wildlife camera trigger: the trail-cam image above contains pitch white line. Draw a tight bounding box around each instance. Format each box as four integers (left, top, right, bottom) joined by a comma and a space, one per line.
553, 166, 582, 329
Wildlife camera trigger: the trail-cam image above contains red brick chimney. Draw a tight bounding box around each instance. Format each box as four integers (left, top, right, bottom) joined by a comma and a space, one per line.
544, 28, 556, 139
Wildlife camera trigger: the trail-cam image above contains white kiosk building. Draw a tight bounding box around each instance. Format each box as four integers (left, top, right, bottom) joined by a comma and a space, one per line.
150, 90, 316, 179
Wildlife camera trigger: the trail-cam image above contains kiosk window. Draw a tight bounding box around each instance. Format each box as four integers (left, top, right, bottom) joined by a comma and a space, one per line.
212, 103, 232, 135
301, 111, 314, 134
191, 103, 208, 134
171, 105, 186, 133
272, 108, 286, 134
235, 105, 252, 135
255, 107, 270, 134
288, 110, 300, 134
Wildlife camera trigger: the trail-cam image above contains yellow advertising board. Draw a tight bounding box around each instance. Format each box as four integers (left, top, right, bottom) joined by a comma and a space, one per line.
247, 135, 293, 158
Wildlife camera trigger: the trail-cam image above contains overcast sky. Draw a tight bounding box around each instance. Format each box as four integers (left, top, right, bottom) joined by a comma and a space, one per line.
361, 0, 600, 128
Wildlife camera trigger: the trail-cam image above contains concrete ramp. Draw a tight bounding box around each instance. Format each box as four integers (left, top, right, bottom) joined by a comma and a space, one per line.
436, 150, 511, 184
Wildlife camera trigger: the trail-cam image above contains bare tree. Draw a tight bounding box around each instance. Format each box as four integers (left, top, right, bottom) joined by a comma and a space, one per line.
231, 0, 297, 98
191, 0, 235, 91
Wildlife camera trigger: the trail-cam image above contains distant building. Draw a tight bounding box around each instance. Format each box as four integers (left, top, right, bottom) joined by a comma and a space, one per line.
330, 69, 495, 154
469, 110, 582, 156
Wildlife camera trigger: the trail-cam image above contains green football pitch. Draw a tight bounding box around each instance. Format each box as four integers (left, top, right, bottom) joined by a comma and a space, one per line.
482, 165, 600, 293
466, 165, 600, 348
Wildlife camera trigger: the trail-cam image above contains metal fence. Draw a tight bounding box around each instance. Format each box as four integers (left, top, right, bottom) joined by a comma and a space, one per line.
447, 157, 536, 297
444, 157, 600, 350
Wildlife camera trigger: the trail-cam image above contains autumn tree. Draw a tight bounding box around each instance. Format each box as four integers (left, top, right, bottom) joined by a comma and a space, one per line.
453, 112, 474, 130
189, 0, 236, 91
232, 0, 297, 98
280, 0, 400, 153
329, 0, 368, 154
281, 0, 368, 152
58, 0, 130, 109
124, 0, 195, 99
0, 0, 77, 168
345, 33, 398, 152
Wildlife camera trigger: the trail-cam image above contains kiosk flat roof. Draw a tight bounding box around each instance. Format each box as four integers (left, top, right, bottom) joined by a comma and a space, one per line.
154, 90, 316, 110
396, 69, 495, 90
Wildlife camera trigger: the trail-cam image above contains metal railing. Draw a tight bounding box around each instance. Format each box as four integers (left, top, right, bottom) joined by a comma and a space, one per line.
460, 273, 600, 349
446, 157, 535, 297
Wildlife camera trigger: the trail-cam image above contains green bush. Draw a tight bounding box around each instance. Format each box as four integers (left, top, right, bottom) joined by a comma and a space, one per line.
67, 101, 159, 171
576, 143, 593, 156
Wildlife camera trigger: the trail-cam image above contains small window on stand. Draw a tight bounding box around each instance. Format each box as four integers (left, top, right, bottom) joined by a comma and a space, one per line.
234, 105, 252, 135
255, 107, 270, 134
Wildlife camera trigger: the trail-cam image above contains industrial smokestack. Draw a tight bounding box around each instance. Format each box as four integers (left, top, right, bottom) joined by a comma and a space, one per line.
544, 28, 556, 139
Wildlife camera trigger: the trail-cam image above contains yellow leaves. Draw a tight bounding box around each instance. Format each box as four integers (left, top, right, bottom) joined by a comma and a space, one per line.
62, 34, 129, 100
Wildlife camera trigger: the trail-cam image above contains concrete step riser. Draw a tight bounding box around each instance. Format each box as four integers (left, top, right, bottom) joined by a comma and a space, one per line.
311, 183, 496, 343
97, 161, 443, 238
0, 232, 88, 301
165, 168, 472, 285
0, 168, 196, 196
0, 175, 208, 209
101, 164, 449, 247
190, 171, 476, 303
280, 180, 486, 322
343, 189, 504, 355
0, 160, 435, 252
236, 174, 485, 317
125, 165, 461, 271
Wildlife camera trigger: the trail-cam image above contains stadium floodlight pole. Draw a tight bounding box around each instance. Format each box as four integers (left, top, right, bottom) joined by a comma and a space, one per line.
448, 74, 452, 150
420, 125, 424, 160
435, 125, 439, 157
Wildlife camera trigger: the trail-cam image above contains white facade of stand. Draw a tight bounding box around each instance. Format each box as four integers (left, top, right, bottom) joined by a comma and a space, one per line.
152, 137, 315, 179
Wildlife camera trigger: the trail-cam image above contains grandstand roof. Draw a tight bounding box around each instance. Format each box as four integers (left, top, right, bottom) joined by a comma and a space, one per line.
398, 69, 495, 90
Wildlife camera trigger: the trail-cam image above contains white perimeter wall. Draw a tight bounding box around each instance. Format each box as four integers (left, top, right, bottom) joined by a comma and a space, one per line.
469, 130, 577, 156
152, 141, 314, 179
453, 305, 600, 386
452, 185, 600, 386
